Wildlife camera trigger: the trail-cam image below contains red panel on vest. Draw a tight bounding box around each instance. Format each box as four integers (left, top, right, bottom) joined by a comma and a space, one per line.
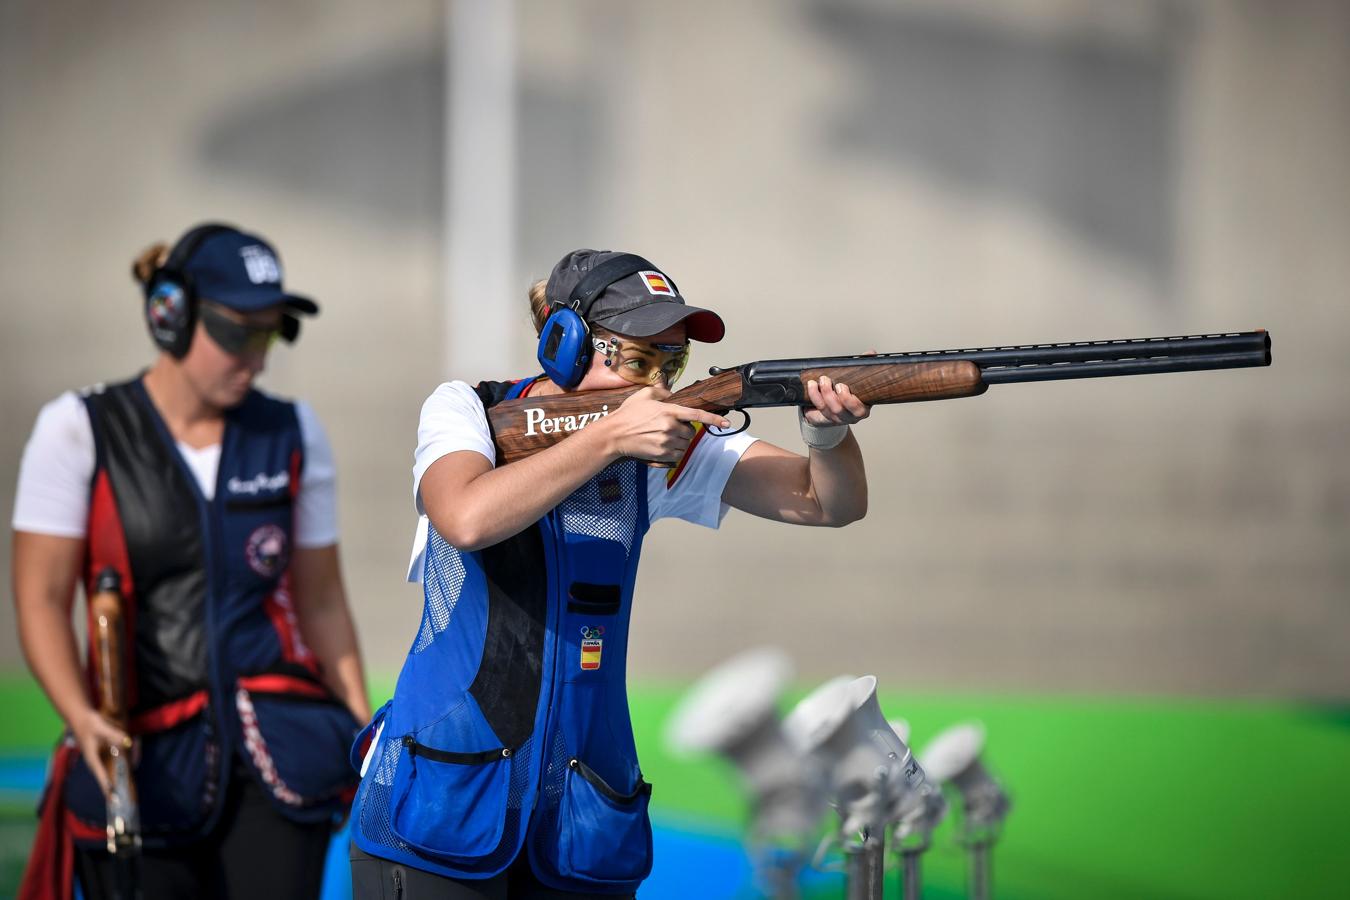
237, 673, 330, 700
85, 468, 138, 711
129, 690, 209, 734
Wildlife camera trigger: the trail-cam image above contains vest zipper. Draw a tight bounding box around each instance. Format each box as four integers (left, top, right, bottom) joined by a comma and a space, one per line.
134, 380, 234, 833
530, 509, 567, 812
199, 426, 231, 827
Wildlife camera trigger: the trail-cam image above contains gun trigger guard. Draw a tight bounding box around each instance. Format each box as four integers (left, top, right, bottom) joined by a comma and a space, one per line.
708, 409, 749, 437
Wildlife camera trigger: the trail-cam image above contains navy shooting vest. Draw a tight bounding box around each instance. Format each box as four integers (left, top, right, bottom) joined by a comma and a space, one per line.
350, 377, 655, 893
61, 377, 359, 845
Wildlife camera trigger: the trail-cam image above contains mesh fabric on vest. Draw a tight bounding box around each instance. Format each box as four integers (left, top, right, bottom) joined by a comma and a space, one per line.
559, 460, 642, 555
413, 532, 467, 654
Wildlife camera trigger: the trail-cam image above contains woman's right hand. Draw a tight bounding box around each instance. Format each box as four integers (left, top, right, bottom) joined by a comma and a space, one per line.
604, 386, 730, 465
70, 706, 132, 795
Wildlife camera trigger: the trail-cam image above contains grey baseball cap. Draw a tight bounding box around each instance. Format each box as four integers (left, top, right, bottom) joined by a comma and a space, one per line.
546, 249, 725, 343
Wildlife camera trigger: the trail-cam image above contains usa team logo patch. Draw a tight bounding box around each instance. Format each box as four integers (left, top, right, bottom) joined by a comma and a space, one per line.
580, 625, 605, 671
639, 271, 676, 297
245, 524, 289, 577
240, 244, 282, 284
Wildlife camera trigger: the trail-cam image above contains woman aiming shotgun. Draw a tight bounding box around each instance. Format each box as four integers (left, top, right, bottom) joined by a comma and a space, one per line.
349, 248, 872, 898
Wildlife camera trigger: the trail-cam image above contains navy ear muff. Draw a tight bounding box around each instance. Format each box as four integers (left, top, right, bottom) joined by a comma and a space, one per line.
535, 253, 659, 389
141, 223, 235, 359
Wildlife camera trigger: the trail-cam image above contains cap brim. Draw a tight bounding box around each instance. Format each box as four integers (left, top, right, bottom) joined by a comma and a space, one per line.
591, 303, 724, 343
204, 288, 319, 316
282, 294, 319, 316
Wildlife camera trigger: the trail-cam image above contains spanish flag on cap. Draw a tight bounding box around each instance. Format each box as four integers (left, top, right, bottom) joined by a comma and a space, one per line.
640, 271, 676, 297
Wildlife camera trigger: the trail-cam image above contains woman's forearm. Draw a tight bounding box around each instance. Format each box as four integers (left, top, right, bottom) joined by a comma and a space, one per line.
304, 602, 370, 722
805, 430, 869, 525
290, 544, 371, 722
12, 531, 95, 729
20, 600, 94, 726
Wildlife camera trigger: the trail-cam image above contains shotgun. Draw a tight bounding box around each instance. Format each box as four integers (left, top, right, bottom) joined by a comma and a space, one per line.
91, 568, 142, 899
486, 330, 1271, 465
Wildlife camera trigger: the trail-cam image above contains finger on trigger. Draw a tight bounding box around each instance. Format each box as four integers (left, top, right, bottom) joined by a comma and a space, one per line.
701, 410, 731, 430
676, 406, 731, 430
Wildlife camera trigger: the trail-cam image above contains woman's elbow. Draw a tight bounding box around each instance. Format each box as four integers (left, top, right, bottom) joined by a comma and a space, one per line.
827, 503, 867, 527
823, 487, 868, 527
426, 510, 489, 552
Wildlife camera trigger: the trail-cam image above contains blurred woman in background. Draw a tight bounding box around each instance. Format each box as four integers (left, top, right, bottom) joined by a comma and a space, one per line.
13, 223, 370, 900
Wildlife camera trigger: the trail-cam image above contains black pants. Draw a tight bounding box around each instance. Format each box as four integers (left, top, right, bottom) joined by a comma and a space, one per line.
75, 764, 332, 900
349, 844, 635, 900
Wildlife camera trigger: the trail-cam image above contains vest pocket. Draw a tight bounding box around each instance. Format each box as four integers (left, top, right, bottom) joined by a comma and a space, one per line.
566, 582, 620, 616
555, 758, 654, 883
389, 733, 513, 861
235, 679, 360, 812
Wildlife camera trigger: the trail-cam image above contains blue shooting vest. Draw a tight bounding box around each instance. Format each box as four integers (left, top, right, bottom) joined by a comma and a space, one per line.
62, 377, 359, 845
351, 378, 655, 893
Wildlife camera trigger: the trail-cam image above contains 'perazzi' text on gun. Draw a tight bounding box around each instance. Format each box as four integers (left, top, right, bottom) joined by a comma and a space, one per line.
91, 568, 143, 899
485, 330, 1271, 464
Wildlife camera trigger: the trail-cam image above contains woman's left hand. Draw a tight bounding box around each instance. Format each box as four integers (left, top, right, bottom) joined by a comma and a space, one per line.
803, 374, 871, 426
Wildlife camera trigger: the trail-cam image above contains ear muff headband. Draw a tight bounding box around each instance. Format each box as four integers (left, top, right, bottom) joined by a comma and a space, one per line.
142, 222, 236, 358
537, 254, 666, 389
565, 254, 663, 316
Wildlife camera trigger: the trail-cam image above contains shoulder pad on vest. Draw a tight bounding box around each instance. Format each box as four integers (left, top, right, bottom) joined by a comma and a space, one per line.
474, 380, 524, 411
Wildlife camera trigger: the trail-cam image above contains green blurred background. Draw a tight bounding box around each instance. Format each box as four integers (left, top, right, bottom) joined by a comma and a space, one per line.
4, 676, 1347, 898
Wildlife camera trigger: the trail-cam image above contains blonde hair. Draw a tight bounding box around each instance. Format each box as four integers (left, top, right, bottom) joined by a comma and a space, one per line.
529, 277, 626, 342
132, 242, 171, 288
528, 279, 550, 335
529, 278, 620, 340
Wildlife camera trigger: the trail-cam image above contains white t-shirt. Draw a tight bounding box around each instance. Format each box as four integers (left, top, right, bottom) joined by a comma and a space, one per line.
11, 390, 339, 549
405, 380, 758, 580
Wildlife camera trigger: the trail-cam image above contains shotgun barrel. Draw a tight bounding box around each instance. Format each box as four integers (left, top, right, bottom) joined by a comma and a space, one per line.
726, 331, 1270, 402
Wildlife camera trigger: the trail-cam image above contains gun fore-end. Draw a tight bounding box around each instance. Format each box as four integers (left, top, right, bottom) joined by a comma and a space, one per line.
799, 360, 987, 405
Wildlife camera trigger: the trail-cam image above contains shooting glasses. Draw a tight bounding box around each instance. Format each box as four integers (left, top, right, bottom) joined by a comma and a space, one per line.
200, 303, 286, 356
591, 334, 690, 387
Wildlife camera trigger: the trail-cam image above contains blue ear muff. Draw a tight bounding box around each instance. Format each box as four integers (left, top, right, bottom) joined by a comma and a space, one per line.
537, 306, 592, 390
535, 252, 660, 390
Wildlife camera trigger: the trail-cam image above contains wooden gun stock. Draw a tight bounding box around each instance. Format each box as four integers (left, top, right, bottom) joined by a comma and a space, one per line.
487, 360, 985, 465
90, 568, 141, 865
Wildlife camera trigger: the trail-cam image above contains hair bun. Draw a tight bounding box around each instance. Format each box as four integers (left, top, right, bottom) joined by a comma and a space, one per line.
131, 242, 171, 285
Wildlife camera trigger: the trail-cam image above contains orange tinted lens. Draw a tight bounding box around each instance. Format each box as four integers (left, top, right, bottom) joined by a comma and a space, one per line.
613, 340, 688, 386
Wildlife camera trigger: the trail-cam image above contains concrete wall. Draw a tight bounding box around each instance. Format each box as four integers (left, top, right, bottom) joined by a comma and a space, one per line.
2, 0, 1346, 696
